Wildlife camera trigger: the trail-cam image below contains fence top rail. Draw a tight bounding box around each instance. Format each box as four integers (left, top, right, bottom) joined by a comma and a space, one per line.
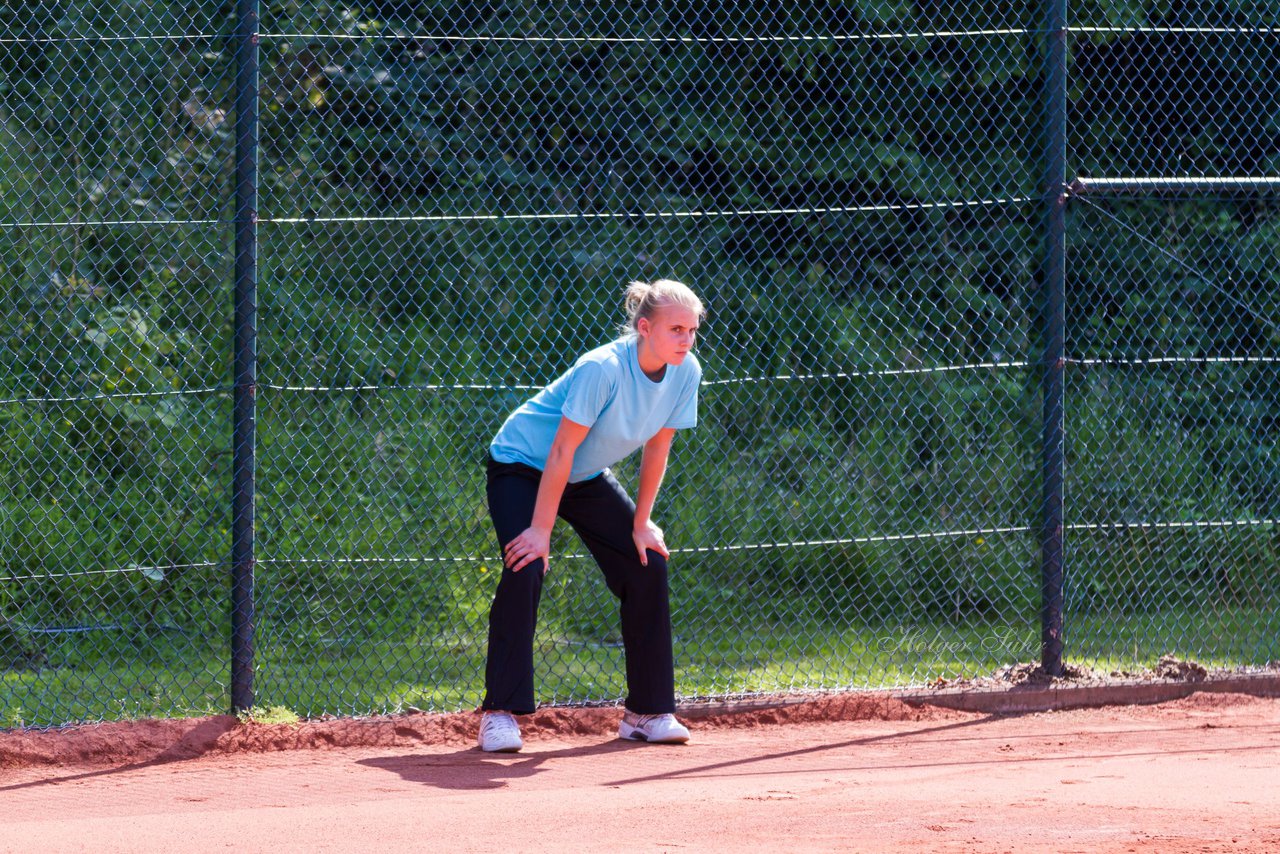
1071, 177, 1280, 195
1070, 25, 1280, 35
7, 25, 1276, 46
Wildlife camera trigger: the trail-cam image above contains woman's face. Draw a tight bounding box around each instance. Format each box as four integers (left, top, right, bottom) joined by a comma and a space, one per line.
637, 303, 700, 367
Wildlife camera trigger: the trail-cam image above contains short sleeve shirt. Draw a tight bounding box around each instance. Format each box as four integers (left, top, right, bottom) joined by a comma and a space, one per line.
489, 337, 701, 482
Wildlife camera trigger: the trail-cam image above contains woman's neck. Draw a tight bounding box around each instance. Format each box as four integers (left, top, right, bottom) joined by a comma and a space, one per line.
636, 339, 667, 381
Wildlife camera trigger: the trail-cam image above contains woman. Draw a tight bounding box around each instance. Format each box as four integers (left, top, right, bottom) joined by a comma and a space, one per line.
478, 279, 704, 752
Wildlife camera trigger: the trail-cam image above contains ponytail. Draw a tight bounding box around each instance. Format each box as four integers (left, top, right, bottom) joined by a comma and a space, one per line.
622, 279, 704, 334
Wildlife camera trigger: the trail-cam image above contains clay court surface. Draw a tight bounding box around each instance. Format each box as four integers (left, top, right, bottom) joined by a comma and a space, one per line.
2, 691, 1279, 853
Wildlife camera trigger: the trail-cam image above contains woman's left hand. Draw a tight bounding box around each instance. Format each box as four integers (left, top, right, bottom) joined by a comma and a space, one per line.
632, 520, 670, 567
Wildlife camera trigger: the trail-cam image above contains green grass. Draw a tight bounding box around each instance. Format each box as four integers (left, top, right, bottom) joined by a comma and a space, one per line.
5, 604, 1276, 727
1067, 606, 1280, 674
237, 704, 301, 725
1, 646, 228, 727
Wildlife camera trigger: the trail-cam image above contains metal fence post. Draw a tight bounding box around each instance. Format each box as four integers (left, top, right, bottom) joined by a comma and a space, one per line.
1040, 0, 1069, 676
231, 0, 261, 714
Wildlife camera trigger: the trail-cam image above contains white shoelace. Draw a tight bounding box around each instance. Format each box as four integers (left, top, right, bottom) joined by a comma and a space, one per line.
483, 713, 519, 738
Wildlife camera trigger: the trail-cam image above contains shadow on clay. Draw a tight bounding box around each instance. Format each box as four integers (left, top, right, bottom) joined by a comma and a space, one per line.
357, 738, 650, 791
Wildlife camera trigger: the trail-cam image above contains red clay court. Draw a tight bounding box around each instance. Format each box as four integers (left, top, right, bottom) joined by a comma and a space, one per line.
3, 690, 1279, 853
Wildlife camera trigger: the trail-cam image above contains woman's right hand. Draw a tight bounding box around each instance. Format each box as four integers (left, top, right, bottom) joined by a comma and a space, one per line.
504, 526, 552, 574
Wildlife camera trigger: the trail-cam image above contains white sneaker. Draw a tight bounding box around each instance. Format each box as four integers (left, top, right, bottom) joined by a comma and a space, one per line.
478, 711, 523, 752
618, 711, 690, 744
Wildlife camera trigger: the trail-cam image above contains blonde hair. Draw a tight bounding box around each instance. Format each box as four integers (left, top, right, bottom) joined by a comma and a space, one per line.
622, 279, 704, 334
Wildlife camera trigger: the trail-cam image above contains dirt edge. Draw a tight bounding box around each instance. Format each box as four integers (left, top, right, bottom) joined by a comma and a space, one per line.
895, 673, 1280, 714
7, 677, 1279, 773
0, 692, 964, 772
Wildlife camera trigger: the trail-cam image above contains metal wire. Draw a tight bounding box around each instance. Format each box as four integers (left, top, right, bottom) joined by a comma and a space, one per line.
1073, 194, 1280, 339
267, 30, 1047, 43
3, 0, 1278, 728
261, 197, 1040, 225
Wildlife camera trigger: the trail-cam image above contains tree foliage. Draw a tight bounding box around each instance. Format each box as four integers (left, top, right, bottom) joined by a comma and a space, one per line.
1, 0, 1277, 649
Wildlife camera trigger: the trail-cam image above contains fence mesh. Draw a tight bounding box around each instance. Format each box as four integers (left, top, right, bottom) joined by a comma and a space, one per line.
2, 1, 1277, 727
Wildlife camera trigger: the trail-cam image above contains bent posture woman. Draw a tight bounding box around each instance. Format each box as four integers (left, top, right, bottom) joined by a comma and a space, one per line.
478, 279, 704, 752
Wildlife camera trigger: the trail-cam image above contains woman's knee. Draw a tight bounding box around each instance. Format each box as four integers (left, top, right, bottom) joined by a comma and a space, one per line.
641, 549, 668, 572
630, 552, 670, 596
495, 562, 545, 600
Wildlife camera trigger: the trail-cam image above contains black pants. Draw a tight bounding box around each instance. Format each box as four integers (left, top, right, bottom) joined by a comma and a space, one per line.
482, 456, 676, 716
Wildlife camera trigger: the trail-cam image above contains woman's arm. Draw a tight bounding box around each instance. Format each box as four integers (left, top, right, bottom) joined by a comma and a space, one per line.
632, 427, 677, 566
503, 417, 590, 573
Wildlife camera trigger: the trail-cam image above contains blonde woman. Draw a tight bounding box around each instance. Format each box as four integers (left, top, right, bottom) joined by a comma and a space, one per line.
478, 280, 704, 752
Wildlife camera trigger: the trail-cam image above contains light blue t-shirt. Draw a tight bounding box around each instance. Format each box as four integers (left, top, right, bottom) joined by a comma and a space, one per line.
489, 336, 701, 482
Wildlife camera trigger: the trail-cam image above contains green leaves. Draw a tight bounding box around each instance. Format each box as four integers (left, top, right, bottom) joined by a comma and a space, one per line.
83, 306, 187, 397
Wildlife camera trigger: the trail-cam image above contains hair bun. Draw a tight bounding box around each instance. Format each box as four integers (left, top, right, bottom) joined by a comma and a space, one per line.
621, 279, 704, 334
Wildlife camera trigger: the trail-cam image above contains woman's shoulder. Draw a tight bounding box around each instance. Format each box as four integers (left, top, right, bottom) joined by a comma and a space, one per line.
574, 337, 630, 373
557, 339, 627, 393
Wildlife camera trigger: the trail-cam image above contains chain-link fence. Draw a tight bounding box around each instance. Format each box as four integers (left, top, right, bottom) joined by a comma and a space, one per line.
2, 1, 1277, 728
